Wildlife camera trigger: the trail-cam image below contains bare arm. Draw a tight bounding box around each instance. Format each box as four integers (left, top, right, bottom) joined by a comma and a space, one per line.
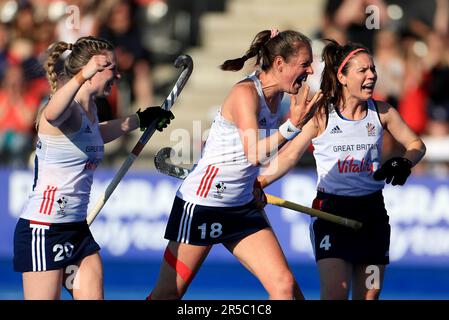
228, 84, 285, 166
226, 83, 321, 166
99, 114, 139, 143
44, 55, 111, 127
379, 101, 426, 166
258, 118, 319, 187
43, 77, 80, 127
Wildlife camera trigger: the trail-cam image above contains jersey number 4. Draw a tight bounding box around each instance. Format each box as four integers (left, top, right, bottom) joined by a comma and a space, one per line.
320, 235, 331, 251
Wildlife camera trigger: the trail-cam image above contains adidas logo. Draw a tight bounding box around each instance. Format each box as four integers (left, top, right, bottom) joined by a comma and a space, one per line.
259, 118, 266, 126
330, 125, 342, 134
84, 125, 92, 134
287, 127, 295, 132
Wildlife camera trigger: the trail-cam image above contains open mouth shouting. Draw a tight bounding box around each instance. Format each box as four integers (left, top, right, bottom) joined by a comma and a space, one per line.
295, 74, 308, 88
361, 81, 375, 93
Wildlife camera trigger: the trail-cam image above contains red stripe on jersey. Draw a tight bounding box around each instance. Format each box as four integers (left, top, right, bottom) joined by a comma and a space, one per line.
29, 220, 51, 226
40, 186, 57, 215
203, 166, 219, 198
196, 165, 212, 196
39, 186, 50, 213
47, 187, 57, 215
198, 165, 217, 198
43, 187, 56, 215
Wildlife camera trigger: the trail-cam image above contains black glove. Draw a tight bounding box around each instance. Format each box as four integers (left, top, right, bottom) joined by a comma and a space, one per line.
136, 107, 174, 131
373, 157, 412, 186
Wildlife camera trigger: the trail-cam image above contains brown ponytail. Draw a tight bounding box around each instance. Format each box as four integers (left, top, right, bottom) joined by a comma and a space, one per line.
220, 30, 311, 72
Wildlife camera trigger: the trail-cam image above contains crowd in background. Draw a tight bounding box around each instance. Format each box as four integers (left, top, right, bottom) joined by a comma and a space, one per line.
314, 0, 449, 175
0, 0, 218, 167
0, 0, 448, 174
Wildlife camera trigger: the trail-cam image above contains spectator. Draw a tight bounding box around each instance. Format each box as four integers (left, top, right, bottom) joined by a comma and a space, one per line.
425, 32, 449, 136
322, 0, 388, 52
0, 23, 9, 82
0, 63, 39, 167
11, 3, 36, 42
373, 29, 405, 106
99, 0, 154, 113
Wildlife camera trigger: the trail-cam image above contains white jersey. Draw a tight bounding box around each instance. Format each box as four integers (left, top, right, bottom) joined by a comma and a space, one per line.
177, 73, 282, 206
20, 105, 104, 223
312, 99, 385, 196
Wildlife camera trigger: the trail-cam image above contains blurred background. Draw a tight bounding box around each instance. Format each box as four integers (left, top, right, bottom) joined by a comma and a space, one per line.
1, 0, 449, 299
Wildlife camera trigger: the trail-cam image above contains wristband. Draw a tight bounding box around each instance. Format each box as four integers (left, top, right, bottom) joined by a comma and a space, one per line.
279, 119, 302, 140
74, 71, 87, 86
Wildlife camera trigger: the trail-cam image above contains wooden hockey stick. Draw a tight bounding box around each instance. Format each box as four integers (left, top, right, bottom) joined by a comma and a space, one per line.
154, 147, 362, 230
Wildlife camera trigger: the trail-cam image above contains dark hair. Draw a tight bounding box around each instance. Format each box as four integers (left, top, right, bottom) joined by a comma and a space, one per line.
220, 30, 311, 72
44, 36, 114, 93
320, 39, 370, 107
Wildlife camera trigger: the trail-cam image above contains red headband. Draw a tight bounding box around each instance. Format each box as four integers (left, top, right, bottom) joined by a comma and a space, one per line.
337, 48, 365, 75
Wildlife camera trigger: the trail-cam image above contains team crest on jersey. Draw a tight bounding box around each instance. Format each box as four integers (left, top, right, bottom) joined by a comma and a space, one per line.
366, 123, 376, 136
259, 117, 266, 127
56, 196, 68, 215
213, 181, 227, 199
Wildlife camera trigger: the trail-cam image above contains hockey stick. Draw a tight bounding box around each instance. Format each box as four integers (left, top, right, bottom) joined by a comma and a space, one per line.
87, 55, 194, 226
154, 148, 362, 230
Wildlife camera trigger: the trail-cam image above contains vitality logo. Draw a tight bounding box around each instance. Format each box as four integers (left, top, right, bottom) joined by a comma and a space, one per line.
337, 155, 374, 174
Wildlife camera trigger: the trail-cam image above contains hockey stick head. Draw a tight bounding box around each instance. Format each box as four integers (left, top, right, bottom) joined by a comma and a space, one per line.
174, 55, 193, 71
162, 55, 193, 111
140, 54, 193, 145
154, 147, 191, 179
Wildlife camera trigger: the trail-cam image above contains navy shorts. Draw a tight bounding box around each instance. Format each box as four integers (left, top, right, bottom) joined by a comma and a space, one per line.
310, 190, 390, 265
165, 196, 271, 245
14, 218, 101, 272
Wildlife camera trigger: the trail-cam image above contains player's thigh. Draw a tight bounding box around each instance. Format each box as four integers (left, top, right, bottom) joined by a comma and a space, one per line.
23, 269, 63, 300
67, 251, 103, 300
317, 258, 352, 300
156, 241, 212, 290
352, 264, 386, 300
226, 228, 294, 290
